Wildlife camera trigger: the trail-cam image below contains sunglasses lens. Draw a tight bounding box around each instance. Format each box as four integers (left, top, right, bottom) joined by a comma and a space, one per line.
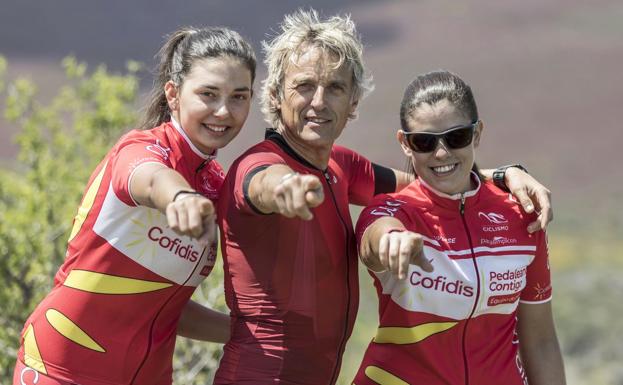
444, 127, 474, 149
407, 134, 438, 152
404, 124, 476, 153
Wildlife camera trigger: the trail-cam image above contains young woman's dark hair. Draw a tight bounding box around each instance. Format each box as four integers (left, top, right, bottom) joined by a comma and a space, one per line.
399, 70, 482, 179
139, 26, 256, 130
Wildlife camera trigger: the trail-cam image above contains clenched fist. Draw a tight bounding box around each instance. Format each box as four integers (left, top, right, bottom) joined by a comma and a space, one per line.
166, 192, 216, 246
273, 173, 324, 220
378, 230, 434, 279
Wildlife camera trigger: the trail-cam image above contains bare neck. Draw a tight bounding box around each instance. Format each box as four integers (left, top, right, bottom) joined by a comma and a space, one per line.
276, 127, 332, 170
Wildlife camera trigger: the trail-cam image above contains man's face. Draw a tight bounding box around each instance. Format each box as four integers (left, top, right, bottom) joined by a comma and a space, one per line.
275, 46, 358, 153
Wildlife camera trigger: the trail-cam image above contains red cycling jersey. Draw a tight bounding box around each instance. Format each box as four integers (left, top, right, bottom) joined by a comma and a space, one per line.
214, 130, 379, 385
15, 120, 223, 385
354, 175, 551, 385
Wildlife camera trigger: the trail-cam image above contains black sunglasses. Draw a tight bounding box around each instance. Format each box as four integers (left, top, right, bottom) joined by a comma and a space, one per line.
401, 121, 479, 153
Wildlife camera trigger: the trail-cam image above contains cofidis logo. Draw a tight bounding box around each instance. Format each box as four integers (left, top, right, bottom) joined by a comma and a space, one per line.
148, 226, 200, 262
410, 271, 474, 297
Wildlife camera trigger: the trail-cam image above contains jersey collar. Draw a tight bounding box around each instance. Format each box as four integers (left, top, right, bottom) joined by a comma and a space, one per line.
168, 118, 217, 172
418, 172, 482, 210
264, 128, 324, 171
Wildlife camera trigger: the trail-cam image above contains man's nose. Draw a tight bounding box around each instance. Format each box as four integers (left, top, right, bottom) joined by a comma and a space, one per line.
310, 86, 326, 109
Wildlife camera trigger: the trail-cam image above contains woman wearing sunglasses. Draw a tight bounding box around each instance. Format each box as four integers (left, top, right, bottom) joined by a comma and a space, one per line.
353, 70, 565, 385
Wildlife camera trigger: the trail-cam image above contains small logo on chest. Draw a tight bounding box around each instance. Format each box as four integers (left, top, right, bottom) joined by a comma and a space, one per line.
145, 140, 171, 160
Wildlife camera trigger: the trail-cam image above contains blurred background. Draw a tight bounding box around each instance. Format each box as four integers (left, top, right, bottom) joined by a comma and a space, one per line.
1, 0, 621, 383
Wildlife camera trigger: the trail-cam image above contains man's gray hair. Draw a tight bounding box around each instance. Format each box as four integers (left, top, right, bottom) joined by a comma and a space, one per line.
260, 8, 374, 128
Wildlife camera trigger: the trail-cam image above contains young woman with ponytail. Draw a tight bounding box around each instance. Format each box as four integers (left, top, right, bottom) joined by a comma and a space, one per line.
13, 26, 256, 385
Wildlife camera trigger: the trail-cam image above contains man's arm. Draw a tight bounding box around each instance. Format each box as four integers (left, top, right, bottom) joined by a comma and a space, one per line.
517, 302, 566, 385
386, 165, 553, 233
393, 169, 414, 191
247, 164, 324, 220
359, 216, 433, 279
480, 166, 552, 233
177, 300, 230, 343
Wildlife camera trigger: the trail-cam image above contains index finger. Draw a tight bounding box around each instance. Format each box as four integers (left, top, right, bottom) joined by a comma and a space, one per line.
513, 188, 535, 214
528, 190, 553, 233
302, 175, 322, 191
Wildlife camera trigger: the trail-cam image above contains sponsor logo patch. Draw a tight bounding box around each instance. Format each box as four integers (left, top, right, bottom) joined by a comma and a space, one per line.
478, 211, 508, 224
482, 225, 509, 232
410, 271, 474, 297
370, 199, 407, 217
145, 139, 172, 160
148, 226, 201, 262
488, 266, 526, 292
480, 236, 517, 245
435, 235, 456, 244
488, 292, 521, 306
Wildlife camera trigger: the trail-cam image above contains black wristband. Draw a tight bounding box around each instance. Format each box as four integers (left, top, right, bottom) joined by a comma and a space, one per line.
492, 164, 528, 192
172, 190, 203, 202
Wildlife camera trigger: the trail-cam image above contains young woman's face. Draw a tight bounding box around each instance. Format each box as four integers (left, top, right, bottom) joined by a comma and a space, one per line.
167, 56, 253, 154
399, 98, 482, 195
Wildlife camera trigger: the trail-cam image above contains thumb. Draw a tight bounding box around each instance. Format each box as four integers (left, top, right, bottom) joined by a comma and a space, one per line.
305, 187, 324, 208
410, 243, 433, 272
303, 177, 324, 208
197, 217, 217, 246
199, 198, 215, 218
416, 255, 434, 273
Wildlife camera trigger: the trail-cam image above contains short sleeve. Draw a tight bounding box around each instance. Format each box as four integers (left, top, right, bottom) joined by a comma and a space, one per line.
355, 194, 411, 250
231, 150, 286, 215
520, 230, 553, 303
332, 146, 375, 206
110, 141, 172, 206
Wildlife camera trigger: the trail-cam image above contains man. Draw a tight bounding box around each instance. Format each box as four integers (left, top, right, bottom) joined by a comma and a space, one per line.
214, 9, 552, 385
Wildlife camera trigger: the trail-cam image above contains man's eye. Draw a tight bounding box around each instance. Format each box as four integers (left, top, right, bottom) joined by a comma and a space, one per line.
202, 91, 217, 98
296, 83, 314, 91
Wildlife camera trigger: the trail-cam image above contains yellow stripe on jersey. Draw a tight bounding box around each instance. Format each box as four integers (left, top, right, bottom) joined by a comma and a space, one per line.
45, 309, 106, 352
63, 270, 172, 294
364, 366, 409, 385
22, 324, 47, 374
374, 321, 458, 344
68, 160, 108, 243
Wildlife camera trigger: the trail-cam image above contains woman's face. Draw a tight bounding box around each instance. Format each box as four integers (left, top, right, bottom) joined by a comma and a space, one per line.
399, 98, 482, 195
166, 56, 253, 154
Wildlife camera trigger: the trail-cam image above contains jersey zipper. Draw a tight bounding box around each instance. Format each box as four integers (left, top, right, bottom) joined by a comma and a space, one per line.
323, 170, 353, 385
130, 217, 209, 384
459, 193, 481, 385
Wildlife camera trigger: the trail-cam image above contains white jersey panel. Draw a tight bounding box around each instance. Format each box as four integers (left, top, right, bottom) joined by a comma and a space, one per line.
93, 183, 216, 286
377, 245, 536, 319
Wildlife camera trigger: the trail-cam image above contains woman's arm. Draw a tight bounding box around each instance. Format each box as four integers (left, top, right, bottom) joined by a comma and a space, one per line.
129, 163, 215, 242
359, 216, 432, 279
177, 300, 230, 343
517, 302, 566, 385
